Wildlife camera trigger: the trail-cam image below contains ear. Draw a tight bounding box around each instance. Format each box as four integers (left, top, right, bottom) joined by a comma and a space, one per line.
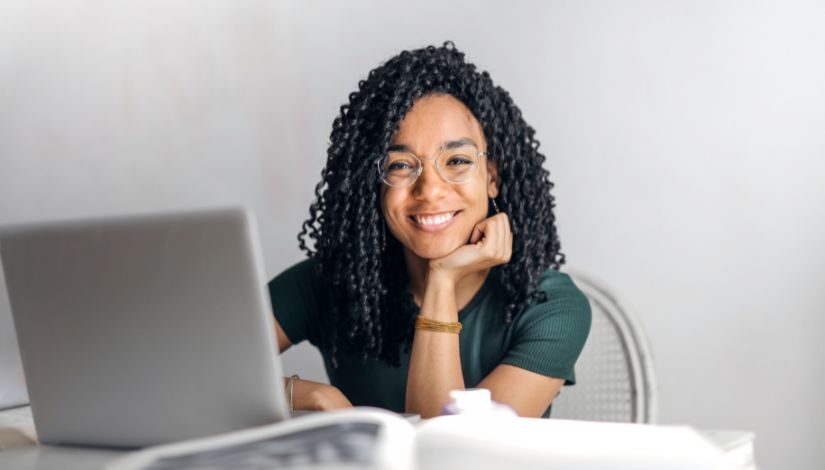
486, 159, 500, 199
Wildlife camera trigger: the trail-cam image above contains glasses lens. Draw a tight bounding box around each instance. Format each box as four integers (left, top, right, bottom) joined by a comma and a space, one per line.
381, 152, 420, 187
437, 147, 479, 183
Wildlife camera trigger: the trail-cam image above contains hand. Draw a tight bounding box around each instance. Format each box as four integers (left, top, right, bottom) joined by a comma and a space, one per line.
428, 212, 512, 285
291, 378, 353, 411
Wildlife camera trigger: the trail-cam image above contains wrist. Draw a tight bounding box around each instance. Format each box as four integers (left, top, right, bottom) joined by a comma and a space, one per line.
420, 271, 458, 323
286, 374, 300, 412
292, 379, 323, 411
426, 267, 458, 290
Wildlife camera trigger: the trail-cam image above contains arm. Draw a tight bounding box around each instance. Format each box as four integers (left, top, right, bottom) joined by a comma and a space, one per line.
405, 272, 465, 417
406, 213, 570, 418
480, 271, 591, 417
406, 282, 566, 418
478, 364, 565, 417
274, 317, 293, 352
405, 213, 512, 418
273, 317, 352, 411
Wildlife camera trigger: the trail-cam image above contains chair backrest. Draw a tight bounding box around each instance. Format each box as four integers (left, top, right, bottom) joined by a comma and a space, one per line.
550, 271, 658, 423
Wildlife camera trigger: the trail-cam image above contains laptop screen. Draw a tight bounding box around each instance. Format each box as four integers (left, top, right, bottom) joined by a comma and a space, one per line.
0, 254, 28, 410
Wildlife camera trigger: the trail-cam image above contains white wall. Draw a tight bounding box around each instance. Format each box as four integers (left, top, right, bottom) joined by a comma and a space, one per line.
1, 1, 823, 468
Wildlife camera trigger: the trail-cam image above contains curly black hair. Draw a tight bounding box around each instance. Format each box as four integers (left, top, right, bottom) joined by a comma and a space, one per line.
297, 41, 564, 367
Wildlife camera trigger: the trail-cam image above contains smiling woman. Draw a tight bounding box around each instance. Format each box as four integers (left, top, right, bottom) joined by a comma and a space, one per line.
267, 42, 591, 418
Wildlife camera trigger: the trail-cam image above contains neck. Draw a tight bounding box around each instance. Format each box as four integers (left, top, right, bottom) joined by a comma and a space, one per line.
403, 249, 490, 311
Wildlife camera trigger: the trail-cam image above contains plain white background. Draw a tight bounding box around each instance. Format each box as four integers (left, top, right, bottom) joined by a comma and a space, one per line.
1, 1, 823, 468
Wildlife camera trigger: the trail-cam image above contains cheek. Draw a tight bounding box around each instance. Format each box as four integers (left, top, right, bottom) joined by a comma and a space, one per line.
461, 184, 491, 218
381, 193, 405, 234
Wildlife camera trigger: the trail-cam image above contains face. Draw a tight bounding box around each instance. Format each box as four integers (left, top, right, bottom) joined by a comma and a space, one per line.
381, 94, 498, 260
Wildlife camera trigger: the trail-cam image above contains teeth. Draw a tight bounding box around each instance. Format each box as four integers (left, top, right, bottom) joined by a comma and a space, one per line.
414, 212, 455, 225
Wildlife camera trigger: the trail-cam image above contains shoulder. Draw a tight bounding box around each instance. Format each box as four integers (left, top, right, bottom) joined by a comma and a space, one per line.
500, 268, 592, 384
513, 269, 592, 341
267, 257, 326, 345
268, 257, 321, 291
538, 269, 590, 309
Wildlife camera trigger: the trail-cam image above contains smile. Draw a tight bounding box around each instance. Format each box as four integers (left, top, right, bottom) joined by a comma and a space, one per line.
409, 211, 460, 231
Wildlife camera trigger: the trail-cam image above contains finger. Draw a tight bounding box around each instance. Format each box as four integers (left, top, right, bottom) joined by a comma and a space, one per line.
470, 218, 490, 244
497, 214, 511, 258
504, 230, 513, 263
469, 224, 484, 244
492, 212, 507, 230
486, 216, 499, 258
493, 215, 507, 259
491, 215, 510, 263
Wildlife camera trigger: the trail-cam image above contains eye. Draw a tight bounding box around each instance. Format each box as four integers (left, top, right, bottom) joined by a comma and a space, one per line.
445, 155, 474, 166
387, 161, 413, 171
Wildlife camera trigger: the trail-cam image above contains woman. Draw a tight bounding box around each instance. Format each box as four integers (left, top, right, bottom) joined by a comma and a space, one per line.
268, 42, 591, 419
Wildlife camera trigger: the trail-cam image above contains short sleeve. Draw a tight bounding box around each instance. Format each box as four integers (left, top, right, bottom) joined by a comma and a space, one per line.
500, 270, 591, 385
267, 258, 326, 347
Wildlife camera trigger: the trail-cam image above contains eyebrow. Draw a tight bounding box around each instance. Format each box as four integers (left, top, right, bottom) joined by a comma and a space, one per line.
387, 137, 478, 153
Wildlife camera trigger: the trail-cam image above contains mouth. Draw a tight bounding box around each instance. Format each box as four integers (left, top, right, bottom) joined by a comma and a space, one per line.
408, 211, 461, 232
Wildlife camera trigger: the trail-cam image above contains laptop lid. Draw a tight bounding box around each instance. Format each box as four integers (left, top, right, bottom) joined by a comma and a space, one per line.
0, 207, 289, 447
0, 258, 28, 411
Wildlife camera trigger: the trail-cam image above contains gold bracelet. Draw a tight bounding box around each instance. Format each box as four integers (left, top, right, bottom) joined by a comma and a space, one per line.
287, 374, 300, 412
415, 315, 462, 334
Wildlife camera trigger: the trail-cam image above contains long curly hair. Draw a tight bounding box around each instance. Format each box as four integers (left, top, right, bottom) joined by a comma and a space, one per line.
298, 41, 564, 367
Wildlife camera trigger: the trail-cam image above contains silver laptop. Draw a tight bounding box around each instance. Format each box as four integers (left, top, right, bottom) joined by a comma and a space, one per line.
0, 259, 29, 411
0, 208, 289, 448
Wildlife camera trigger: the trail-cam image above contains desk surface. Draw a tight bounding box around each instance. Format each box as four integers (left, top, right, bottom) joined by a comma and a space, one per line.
0, 445, 121, 470
0, 406, 117, 469
0, 406, 756, 470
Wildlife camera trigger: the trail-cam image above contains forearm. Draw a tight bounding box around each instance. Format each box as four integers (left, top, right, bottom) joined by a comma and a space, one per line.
405, 274, 465, 418
286, 377, 353, 411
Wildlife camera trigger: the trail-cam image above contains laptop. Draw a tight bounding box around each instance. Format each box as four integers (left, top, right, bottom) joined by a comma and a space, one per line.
0, 259, 28, 411
0, 207, 289, 448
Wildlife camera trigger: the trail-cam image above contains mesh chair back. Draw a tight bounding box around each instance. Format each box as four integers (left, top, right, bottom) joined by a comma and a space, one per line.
550, 271, 657, 423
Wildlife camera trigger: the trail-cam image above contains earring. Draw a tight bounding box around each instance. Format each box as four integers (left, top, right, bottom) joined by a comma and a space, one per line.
491, 198, 500, 214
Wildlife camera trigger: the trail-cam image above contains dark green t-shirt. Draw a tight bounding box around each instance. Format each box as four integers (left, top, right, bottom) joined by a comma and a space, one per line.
268, 258, 591, 417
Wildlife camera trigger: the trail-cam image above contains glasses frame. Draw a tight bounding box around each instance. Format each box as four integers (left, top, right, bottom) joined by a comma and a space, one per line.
376, 145, 488, 188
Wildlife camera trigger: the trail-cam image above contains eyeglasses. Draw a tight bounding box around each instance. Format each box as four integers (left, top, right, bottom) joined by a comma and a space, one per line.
376, 144, 487, 188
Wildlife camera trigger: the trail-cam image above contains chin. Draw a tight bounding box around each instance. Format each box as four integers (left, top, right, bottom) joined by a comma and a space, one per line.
409, 240, 464, 260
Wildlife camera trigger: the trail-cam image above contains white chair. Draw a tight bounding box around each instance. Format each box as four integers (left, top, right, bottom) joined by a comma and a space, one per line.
550, 271, 658, 423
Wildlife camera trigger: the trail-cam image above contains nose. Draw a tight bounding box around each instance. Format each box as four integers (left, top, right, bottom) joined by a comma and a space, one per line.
410, 160, 449, 201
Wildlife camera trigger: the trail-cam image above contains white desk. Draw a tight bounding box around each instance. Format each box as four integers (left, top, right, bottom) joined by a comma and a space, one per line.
0, 406, 121, 469
0, 445, 121, 470
0, 406, 756, 470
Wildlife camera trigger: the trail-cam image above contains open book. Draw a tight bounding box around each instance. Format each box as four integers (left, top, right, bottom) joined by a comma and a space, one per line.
106, 409, 415, 470
107, 408, 737, 470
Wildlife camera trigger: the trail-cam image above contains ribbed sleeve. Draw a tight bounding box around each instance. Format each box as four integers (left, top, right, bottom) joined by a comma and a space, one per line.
500, 270, 592, 385
266, 258, 324, 347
